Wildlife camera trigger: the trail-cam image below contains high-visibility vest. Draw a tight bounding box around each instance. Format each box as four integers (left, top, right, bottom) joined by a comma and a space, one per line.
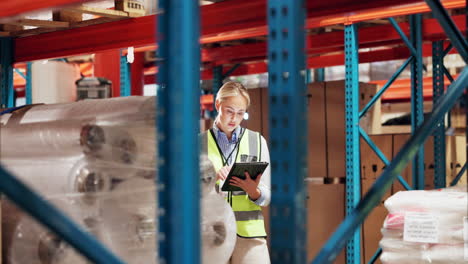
200, 128, 267, 238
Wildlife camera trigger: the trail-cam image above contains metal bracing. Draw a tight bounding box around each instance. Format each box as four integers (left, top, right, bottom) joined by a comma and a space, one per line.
443, 65, 455, 82
156, 0, 201, 263
26, 62, 32, 105
410, 14, 425, 190
450, 162, 467, 186
359, 56, 413, 118
0, 37, 15, 108
344, 23, 361, 264
368, 247, 382, 264
359, 128, 412, 191
424, 0, 468, 63
432, 40, 447, 188
0, 166, 125, 264
120, 52, 131, 97
312, 66, 468, 264
267, 0, 307, 263
388, 18, 427, 72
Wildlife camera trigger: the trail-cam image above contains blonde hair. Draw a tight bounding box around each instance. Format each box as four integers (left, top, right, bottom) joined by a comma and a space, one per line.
215, 81, 250, 108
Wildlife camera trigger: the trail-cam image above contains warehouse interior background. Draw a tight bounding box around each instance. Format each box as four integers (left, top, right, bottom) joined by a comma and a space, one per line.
0, 0, 467, 264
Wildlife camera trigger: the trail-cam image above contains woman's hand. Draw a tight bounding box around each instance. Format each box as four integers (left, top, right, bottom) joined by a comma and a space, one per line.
216, 165, 231, 182
229, 172, 262, 200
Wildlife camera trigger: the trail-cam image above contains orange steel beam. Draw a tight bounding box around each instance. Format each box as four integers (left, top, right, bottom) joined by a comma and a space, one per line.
372, 74, 460, 101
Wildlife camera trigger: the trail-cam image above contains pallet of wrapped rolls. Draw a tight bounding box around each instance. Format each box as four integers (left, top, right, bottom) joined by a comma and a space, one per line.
0, 96, 237, 264
380, 186, 467, 264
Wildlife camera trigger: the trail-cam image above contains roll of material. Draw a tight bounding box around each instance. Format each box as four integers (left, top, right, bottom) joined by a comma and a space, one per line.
0, 121, 87, 158
105, 177, 156, 216
3, 198, 96, 264
100, 178, 157, 263
0, 121, 141, 166
199, 154, 217, 196
88, 124, 156, 167
3, 96, 154, 125
1, 157, 112, 201
98, 210, 157, 264
201, 194, 237, 264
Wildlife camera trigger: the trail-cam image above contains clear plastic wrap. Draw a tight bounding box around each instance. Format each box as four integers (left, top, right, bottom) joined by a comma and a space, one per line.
0, 96, 236, 264
15, 96, 155, 124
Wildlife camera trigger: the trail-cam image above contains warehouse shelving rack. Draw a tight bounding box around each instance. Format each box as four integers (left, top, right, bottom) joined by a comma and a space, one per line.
0, 1, 466, 264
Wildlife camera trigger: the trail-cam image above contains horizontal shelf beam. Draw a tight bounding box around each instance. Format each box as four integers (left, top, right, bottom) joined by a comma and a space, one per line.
14, 2, 465, 62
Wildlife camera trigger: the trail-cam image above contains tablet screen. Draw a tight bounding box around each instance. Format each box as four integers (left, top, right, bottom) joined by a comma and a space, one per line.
221, 162, 269, 192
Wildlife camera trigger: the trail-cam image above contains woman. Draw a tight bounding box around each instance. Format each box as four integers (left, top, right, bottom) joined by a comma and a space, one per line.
200, 81, 271, 264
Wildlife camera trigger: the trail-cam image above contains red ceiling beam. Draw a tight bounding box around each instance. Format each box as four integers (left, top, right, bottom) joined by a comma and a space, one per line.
202, 0, 464, 43
198, 43, 458, 80
16, 15, 156, 62
0, 0, 90, 18
15, 0, 465, 62
142, 42, 459, 83
199, 15, 465, 65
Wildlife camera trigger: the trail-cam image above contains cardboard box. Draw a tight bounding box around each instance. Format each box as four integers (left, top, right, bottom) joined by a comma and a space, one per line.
360, 134, 393, 199
307, 183, 345, 264
260, 84, 327, 178
391, 134, 453, 193
325, 81, 380, 179
446, 135, 467, 185
242, 88, 263, 133
307, 83, 327, 178
450, 106, 466, 130
360, 135, 393, 264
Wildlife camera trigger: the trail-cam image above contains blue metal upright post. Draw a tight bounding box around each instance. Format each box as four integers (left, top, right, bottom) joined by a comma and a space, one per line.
26, 62, 32, 105
305, 69, 311, 84
268, 0, 307, 263
344, 23, 361, 264
424, 0, 468, 64
314, 68, 325, 82
156, 1, 201, 264
120, 52, 131, 97
0, 37, 15, 108
432, 40, 447, 188
410, 14, 425, 190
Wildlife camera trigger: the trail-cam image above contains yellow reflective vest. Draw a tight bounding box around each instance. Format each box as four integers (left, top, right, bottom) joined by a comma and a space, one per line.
200, 128, 267, 238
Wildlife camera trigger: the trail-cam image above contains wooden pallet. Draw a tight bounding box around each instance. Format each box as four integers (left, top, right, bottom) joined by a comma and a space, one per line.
0, 0, 146, 38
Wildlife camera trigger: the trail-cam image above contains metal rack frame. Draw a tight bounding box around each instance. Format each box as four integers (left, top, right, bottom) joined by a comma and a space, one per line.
0, 1, 466, 264
312, 0, 467, 263
267, 1, 307, 263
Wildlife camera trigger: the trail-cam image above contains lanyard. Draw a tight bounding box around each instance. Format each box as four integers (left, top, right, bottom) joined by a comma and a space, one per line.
209, 128, 245, 166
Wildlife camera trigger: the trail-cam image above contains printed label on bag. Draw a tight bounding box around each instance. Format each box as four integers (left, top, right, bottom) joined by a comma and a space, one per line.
403, 212, 439, 243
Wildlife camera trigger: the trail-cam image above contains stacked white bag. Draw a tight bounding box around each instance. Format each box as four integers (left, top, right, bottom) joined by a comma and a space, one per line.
380, 186, 468, 264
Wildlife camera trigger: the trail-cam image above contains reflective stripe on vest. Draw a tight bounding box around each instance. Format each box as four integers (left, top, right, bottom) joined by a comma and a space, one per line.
200, 128, 267, 238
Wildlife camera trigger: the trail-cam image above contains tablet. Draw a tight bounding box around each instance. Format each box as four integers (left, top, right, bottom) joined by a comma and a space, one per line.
221, 162, 269, 192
